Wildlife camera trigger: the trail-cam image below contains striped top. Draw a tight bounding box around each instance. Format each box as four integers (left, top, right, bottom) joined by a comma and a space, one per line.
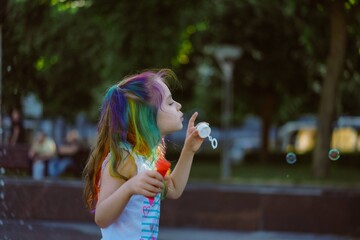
100, 151, 161, 240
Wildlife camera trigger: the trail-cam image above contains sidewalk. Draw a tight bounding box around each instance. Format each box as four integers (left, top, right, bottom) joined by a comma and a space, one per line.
0, 220, 354, 240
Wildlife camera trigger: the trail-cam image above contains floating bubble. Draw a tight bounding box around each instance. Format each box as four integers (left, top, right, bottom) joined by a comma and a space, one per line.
0, 192, 4, 200
286, 152, 297, 164
0, 180, 4, 187
0, 168, 5, 175
328, 148, 340, 161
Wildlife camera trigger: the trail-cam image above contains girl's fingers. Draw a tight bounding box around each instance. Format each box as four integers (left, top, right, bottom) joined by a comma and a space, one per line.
151, 179, 164, 189
188, 112, 198, 129
147, 170, 164, 181
143, 189, 158, 197
145, 171, 164, 188
188, 128, 200, 139
145, 184, 163, 194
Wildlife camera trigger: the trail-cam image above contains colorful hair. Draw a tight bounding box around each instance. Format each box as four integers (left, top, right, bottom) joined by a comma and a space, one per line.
83, 69, 178, 210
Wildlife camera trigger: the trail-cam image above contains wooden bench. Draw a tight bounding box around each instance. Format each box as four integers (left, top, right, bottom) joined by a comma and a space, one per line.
0, 144, 90, 177
0, 144, 30, 171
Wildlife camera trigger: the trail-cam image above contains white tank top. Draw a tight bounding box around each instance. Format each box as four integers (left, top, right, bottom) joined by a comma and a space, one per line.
100, 151, 161, 240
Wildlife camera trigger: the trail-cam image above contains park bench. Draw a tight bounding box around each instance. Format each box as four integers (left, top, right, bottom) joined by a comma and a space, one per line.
0, 144, 30, 171
0, 144, 89, 177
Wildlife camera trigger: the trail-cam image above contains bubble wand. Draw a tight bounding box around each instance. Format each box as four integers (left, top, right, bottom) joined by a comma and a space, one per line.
196, 122, 218, 149
148, 158, 171, 205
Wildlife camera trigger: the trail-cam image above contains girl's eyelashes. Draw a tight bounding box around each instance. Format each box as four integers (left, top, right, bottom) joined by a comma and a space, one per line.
168, 98, 175, 105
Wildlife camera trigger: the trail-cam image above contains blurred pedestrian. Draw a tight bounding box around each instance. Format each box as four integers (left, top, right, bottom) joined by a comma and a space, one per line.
49, 129, 81, 178
8, 108, 26, 146
82, 69, 205, 239
28, 130, 56, 180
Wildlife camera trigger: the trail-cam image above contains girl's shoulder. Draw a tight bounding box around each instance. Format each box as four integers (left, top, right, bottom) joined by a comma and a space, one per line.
105, 144, 156, 176
101, 152, 112, 172
116, 146, 137, 179
101, 146, 132, 172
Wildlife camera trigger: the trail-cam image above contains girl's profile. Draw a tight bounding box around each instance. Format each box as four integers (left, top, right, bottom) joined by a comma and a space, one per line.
83, 69, 205, 240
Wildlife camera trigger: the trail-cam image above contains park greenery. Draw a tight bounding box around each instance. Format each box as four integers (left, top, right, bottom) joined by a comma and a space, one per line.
2, 0, 360, 178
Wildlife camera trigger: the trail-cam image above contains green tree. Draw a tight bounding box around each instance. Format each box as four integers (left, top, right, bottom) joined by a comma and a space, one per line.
3, 0, 360, 179
3, 0, 207, 122
292, 0, 359, 177
312, 0, 355, 178
4, 0, 102, 121
187, 0, 314, 161
186, 0, 360, 170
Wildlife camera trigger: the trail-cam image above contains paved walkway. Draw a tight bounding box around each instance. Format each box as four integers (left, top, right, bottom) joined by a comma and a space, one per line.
0, 220, 355, 240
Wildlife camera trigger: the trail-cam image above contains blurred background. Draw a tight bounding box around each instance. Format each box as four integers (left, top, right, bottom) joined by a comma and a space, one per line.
1, 0, 360, 239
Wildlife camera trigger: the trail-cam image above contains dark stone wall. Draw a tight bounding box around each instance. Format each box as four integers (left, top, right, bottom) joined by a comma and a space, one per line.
1, 179, 93, 222
160, 184, 360, 237
1, 179, 359, 237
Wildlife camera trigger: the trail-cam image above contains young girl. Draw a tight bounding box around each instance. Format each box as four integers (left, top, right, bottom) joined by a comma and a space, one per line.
83, 69, 205, 239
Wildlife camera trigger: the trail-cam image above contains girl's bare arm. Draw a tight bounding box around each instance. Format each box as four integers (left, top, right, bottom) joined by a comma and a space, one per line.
95, 158, 164, 228
166, 112, 204, 199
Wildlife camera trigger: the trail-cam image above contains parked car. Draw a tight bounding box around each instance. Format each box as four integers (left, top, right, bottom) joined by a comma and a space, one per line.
278, 115, 360, 153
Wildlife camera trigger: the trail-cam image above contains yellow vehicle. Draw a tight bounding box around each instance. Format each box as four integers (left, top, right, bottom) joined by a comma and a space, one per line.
279, 116, 360, 154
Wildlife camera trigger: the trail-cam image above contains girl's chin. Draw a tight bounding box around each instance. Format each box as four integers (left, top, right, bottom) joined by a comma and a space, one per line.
162, 124, 183, 136
172, 124, 184, 133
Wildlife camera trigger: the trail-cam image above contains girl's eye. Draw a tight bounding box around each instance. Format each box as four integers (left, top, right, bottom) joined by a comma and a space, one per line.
169, 102, 174, 106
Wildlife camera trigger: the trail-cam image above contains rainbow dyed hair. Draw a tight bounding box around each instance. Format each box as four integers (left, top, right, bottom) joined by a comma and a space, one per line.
83, 69, 178, 210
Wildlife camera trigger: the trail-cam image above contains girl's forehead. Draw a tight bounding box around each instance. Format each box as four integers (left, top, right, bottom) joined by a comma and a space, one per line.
156, 78, 171, 96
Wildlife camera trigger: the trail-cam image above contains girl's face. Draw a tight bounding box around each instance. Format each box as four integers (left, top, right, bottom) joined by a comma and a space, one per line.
156, 79, 183, 136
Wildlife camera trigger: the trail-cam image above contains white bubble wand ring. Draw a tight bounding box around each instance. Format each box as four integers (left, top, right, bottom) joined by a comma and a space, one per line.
196, 122, 218, 149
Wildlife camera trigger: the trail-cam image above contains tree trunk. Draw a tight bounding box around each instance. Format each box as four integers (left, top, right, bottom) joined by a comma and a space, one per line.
312, 0, 347, 178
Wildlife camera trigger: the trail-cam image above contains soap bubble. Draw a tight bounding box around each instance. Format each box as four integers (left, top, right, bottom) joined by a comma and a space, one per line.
328, 148, 340, 161
286, 152, 297, 164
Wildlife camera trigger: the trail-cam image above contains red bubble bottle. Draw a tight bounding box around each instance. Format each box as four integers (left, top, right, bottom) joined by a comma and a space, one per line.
148, 158, 171, 205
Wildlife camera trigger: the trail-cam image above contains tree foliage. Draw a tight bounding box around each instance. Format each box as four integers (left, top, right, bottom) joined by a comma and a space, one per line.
3, 0, 206, 120
2, 0, 360, 173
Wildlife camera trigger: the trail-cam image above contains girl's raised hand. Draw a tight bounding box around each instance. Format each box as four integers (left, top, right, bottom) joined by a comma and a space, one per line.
184, 112, 205, 153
